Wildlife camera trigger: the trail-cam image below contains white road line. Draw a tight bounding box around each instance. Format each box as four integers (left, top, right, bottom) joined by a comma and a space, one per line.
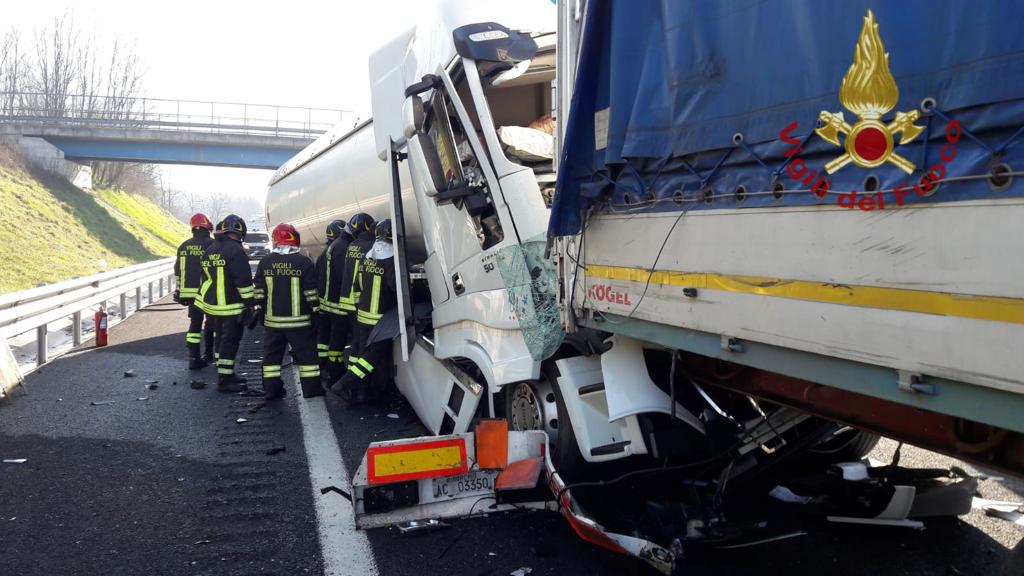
295, 387, 379, 576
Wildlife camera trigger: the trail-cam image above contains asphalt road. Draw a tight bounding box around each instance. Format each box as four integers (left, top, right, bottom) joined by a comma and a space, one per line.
0, 297, 1020, 575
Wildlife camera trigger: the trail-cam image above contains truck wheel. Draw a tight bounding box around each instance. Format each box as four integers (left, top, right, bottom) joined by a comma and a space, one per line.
504, 363, 584, 481
807, 426, 880, 462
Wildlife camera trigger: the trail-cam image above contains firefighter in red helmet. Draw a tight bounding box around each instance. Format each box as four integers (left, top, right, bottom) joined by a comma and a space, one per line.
253, 223, 323, 399
173, 213, 215, 369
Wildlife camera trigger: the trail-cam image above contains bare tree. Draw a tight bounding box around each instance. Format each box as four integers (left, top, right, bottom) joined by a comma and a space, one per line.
0, 28, 27, 114
206, 190, 232, 222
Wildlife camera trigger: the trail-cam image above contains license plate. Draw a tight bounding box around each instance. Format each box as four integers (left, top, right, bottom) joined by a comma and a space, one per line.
428, 469, 499, 501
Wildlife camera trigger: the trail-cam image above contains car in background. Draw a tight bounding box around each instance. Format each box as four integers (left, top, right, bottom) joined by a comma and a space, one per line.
242, 231, 271, 259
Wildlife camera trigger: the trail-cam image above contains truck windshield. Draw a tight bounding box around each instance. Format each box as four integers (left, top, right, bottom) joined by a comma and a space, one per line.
245, 233, 269, 243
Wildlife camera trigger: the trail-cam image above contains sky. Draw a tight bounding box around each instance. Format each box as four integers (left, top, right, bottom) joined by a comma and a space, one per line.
4, 0, 433, 202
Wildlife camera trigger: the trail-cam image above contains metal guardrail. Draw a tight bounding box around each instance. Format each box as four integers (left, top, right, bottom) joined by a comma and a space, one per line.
0, 91, 352, 139
0, 258, 177, 372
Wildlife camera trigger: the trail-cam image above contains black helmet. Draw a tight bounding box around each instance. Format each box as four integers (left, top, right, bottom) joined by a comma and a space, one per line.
216, 214, 247, 238
375, 219, 393, 242
325, 219, 346, 241
347, 212, 375, 236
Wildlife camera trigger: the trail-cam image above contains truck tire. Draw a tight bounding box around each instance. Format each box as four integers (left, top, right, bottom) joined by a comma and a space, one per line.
503, 362, 584, 481
807, 426, 880, 462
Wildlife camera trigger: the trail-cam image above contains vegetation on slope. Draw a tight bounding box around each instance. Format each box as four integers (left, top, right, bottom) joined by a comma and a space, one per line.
0, 156, 190, 294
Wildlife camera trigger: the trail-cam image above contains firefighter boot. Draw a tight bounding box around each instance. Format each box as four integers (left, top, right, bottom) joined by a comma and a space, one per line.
263, 378, 286, 400
188, 344, 207, 370
217, 374, 248, 393
301, 377, 325, 398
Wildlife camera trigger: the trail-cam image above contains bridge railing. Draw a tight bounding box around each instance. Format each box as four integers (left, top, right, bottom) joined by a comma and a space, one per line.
0, 92, 351, 139
0, 258, 177, 390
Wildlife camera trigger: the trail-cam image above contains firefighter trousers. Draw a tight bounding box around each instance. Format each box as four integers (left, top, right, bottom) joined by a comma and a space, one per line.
332, 321, 389, 403
262, 326, 321, 397
213, 315, 244, 380
326, 312, 352, 383
186, 302, 215, 360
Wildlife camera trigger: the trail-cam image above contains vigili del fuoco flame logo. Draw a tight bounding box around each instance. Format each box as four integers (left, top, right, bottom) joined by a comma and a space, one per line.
815, 10, 923, 175
778, 9, 961, 211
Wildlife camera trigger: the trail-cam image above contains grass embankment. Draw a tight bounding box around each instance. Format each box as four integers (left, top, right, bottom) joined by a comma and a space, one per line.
0, 160, 190, 294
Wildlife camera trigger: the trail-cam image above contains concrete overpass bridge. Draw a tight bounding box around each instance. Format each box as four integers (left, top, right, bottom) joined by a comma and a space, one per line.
0, 92, 351, 169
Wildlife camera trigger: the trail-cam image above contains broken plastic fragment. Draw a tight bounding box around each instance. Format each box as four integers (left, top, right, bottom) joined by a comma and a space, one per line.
90, 400, 116, 406
136, 397, 149, 401
510, 569, 533, 576
3, 459, 27, 464
397, 519, 449, 534
123, 370, 135, 378
193, 539, 212, 545
236, 418, 248, 424
145, 383, 159, 390
386, 413, 399, 419
769, 485, 812, 505
145, 379, 158, 384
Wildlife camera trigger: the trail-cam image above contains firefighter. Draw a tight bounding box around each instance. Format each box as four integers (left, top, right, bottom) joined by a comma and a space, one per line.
173, 213, 216, 370
334, 212, 375, 383
316, 219, 350, 384
253, 223, 322, 399
197, 214, 256, 393
329, 219, 395, 403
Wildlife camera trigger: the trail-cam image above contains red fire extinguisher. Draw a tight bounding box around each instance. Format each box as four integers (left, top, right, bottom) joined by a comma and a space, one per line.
95, 307, 108, 347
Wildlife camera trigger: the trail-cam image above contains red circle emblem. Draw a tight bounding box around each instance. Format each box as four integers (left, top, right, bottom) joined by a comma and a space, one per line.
854, 126, 888, 162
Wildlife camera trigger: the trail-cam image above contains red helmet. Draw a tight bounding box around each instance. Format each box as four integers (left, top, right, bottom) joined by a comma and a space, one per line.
189, 213, 213, 231
272, 223, 300, 247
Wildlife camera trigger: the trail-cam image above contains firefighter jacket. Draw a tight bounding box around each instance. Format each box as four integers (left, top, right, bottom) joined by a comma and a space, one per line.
319, 234, 353, 316
174, 229, 213, 302
197, 236, 255, 316
338, 231, 375, 314
356, 245, 397, 327
254, 250, 319, 329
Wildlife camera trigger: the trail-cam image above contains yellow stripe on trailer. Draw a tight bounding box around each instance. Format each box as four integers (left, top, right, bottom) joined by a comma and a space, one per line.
585, 265, 1024, 325
366, 438, 468, 485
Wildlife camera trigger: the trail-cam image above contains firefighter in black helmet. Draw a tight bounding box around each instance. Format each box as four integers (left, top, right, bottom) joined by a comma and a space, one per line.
329, 219, 395, 403
254, 223, 322, 399
334, 212, 375, 383
174, 213, 216, 370
197, 214, 256, 393
316, 219, 350, 383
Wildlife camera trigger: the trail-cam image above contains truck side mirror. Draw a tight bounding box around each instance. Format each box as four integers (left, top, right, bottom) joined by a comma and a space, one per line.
403, 94, 426, 139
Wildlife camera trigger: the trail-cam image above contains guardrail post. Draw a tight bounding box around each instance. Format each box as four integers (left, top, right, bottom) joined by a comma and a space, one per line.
120, 293, 128, 318
136, 286, 143, 312
148, 281, 154, 305
159, 278, 165, 298
72, 311, 82, 346
37, 324, 48, 365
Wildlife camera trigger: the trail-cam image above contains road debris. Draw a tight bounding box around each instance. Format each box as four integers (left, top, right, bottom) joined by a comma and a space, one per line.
190, 380, 207, 390
320, 486, 352, 501
145, 383, 159, 390
3, 459, 27, 464
265, 446, 286, 455
510, 568, 532, 576
123, 370, 135, 378
90, 400, 116, 406
397, 519, 449, 534
144, 379, 158, 384
386, 413, 399, 419
193, 539, 212, 545
136, 397, 149, 401
236, 418, 248, 424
